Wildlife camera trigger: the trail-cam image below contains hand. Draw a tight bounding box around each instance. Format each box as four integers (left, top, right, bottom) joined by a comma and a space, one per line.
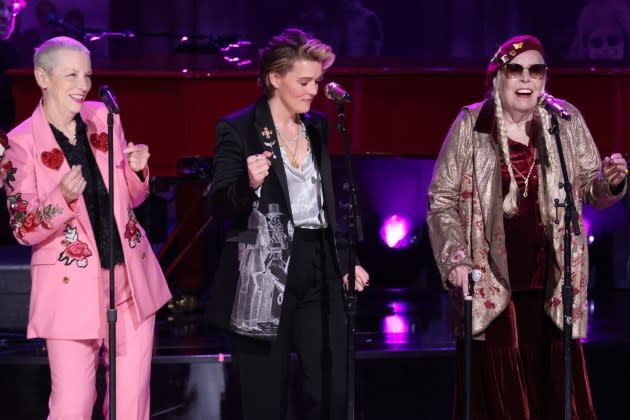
448, 265, 472, 294
343, 265, 370, 292
603, 153, 628, 188
247, 151, 273, 190
60, 165, 86, 204
124, 142, 150, 172
0, 156, 7, 189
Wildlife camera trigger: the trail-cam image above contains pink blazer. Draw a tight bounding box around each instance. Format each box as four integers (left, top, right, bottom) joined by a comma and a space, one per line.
4, 101, 172, 339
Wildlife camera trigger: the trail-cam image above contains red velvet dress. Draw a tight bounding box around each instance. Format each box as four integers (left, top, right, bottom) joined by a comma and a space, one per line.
453, 139, 597, 420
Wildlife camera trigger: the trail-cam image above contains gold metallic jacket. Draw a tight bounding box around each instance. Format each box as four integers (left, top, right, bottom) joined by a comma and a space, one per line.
427, 99, 625, 338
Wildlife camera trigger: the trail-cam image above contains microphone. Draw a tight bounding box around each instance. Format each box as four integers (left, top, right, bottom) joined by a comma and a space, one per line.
98, 85, 120, 114
538, 92, 570, 120
324, 82, 352, 104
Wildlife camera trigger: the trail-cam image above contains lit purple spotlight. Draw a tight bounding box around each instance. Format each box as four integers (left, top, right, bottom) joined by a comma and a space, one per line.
380, 214, 412, 248
382, 314, 410, 334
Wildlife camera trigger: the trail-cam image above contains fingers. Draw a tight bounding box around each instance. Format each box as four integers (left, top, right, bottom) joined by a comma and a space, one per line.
247, 153, 272, 189
60, 165, 86, 203
343, 266, 370, 292
124, 144, 150, 172
124, 143, 149, 155
603, 153, 628, 186
448, 265, 472, 294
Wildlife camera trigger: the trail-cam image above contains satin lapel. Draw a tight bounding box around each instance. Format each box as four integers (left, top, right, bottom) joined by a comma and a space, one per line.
253, 100, 293, 221
32, 103, 91, 231
303, 114, 336, 232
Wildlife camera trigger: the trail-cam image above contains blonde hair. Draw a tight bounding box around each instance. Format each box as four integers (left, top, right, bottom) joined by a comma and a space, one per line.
34, 36, 90, 74
492, 76, 520, 217
258, 28, 335, 97
492, 74, 557, 217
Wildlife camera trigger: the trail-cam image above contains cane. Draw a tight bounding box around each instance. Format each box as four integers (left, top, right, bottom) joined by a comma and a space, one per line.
464, 268, 482, 420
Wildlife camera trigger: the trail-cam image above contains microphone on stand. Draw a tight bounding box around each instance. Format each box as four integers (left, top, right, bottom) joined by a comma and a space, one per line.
538, 92, 571, 120
98, 85, 120, 114
324, 82, 352, 104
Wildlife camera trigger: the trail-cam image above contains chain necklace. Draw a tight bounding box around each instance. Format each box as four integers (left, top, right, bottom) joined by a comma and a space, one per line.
277, 121, 308, 168
511, 150, 537, 198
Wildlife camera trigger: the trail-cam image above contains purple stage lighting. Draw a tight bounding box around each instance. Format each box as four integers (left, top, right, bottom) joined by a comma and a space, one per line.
380, 214, 413, 249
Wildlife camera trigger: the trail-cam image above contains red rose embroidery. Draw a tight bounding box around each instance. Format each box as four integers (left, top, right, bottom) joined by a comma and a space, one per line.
552, 297, 561, 307
41, 148, 64, 170
461, 190, 472, 199
58, 225, 92, 267
66, 241, 92, 259
124, 213, 142, 248
124, 220, 138, 240
484, 300, 496, 309
89, 132, 109, 152
9, 195, 27, 215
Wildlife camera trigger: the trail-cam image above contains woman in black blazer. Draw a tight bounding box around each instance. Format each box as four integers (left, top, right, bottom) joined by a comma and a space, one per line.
206, 28, 369, 420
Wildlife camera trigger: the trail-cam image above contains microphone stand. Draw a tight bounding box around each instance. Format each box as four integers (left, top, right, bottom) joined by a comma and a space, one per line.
334, 102, 362, 420
106, 105, 119, 420
548, 113, 579, 420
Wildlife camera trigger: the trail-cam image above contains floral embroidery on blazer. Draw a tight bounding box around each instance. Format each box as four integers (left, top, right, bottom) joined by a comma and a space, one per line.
58, 225, 93, 268
124, 206, 142, 248
7, 192, 63, 243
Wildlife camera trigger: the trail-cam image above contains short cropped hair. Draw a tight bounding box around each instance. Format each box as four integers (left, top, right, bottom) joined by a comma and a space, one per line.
258, 28, 335, 97
34, 36, 90, 74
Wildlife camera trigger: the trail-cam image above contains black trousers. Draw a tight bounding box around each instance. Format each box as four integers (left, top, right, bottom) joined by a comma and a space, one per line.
228, 228, 348, 420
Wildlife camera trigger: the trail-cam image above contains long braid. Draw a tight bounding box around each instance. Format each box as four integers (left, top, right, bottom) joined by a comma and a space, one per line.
493, 76, 519, 217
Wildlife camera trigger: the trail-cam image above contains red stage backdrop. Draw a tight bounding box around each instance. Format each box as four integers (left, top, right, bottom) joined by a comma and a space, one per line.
8, 67, 630, 176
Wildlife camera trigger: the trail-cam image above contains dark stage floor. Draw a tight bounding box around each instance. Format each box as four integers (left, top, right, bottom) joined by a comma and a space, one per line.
1, 289, 630, 419
1, 245, 630, 419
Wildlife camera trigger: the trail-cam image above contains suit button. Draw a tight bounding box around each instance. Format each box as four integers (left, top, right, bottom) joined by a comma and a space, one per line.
142, 252, 146, 260
63, 277, 70, 284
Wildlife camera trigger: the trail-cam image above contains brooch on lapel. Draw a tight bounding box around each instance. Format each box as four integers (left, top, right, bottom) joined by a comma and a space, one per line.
41, 148, 64, 170
89, 132, 109, 152
261, 126, 277, 159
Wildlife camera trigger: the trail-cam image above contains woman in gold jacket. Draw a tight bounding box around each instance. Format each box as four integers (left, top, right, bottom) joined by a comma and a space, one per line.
427, 35, 627, 419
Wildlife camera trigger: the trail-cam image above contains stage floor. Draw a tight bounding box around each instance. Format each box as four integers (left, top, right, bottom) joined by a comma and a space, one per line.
1, 286, 630, 419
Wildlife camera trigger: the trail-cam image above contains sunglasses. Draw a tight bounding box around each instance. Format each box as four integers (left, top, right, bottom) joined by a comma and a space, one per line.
503, 63, 547, 80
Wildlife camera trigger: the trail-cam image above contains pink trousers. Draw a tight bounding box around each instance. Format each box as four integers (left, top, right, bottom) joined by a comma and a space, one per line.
46, 264, 156, 420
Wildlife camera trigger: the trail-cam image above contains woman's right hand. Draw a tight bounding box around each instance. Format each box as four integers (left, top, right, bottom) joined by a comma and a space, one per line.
0, 156, 7, 189
247, 151, 273, 190
60, 165, 87, 204
448, 264, 472, 293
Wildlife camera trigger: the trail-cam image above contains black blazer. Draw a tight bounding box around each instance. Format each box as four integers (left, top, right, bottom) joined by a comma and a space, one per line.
206, 97, 346, 335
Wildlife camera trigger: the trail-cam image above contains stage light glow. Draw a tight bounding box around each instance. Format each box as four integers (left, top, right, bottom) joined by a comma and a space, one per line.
382, 315, 409, 334
379, 214, 413, 249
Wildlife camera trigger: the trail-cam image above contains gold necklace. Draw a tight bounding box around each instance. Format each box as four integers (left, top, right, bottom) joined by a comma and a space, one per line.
277, 121, 308, 168
511, 151, 537, 198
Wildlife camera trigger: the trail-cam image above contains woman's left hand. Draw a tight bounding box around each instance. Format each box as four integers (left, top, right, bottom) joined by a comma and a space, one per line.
124, 142, 150, 172
603, 153, 628, 187
343, 265, 370, 292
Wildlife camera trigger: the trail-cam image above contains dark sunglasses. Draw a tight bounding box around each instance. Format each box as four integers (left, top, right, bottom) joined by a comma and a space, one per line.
503, 63, 547, 79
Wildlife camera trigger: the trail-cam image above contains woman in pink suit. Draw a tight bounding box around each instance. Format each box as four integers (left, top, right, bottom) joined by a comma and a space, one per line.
2, 36, 171, 419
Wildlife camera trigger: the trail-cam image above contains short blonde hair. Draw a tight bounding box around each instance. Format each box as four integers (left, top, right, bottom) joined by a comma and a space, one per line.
258, 28, 335, 97
34, 36, 90, 74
